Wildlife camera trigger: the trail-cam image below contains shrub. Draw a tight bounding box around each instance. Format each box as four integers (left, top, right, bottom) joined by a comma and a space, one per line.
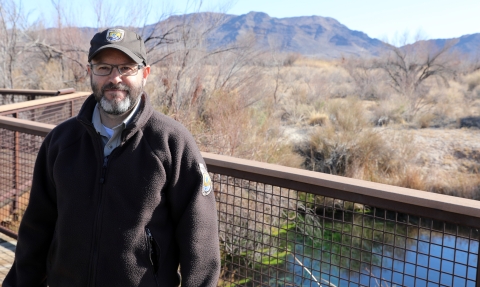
465, 70, 480, 92
295, 97, 401, 179
307, 112, 328, 126
415, 112, 436, 129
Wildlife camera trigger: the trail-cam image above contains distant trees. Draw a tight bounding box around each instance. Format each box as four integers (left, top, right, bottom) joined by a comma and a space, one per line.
342, 36, 460, 123
145, 11, 231, 113
375, 39, 458, 119
0, 0, 31, 90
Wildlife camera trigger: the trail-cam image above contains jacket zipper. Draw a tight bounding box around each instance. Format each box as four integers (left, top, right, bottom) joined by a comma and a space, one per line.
78, 118, 126, 287
146, 227, 160, 286
82, 113, 116, 287
88, 155, 109, 287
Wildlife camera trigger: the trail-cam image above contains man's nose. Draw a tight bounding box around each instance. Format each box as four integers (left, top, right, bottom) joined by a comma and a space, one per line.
107, 67, 123, 84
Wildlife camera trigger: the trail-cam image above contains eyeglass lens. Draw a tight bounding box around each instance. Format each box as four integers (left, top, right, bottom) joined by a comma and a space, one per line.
92, 64, 140, 76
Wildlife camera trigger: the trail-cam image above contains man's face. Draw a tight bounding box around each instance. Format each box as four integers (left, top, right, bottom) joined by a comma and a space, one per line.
89, 49, 150, 115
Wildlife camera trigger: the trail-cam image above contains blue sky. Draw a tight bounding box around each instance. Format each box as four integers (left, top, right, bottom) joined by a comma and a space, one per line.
18, 0, 480, 42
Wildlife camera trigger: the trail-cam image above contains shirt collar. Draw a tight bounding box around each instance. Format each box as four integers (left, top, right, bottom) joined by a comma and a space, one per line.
92, 97, 143, 136
123, 97, 142, 127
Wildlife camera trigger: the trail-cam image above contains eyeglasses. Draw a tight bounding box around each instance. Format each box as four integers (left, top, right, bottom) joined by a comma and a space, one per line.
89, 63, 144, 76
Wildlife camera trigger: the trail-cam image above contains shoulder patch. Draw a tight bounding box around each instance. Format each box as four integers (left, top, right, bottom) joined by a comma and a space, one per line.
199, 163, 212, 196
106, 29, 125, 42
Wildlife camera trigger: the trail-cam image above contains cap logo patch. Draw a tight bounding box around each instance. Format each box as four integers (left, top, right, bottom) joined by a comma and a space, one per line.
106, 29, 125, 42
199, 163, 212, 196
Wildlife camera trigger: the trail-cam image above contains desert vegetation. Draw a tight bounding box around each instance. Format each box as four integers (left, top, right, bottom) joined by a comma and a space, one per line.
1, 0, 479, 201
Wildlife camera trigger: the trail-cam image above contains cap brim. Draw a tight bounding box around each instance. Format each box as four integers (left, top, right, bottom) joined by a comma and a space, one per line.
88, 44, 144, 65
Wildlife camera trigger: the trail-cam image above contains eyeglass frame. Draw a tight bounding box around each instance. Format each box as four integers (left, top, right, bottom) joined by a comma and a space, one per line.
89, 63, 145, 76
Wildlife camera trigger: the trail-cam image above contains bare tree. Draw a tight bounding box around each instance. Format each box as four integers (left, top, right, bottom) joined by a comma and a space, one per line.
143, 5, 236, 114
212, 33, 263, 94
91, 0, 121, 30
0, 0, 31, 91
270, 49, 283, 104
22, 4, 89, 89
344, 57, 383, 100
376, 39, 458, 118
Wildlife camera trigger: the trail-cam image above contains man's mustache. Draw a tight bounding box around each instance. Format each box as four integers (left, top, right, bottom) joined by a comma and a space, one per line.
101, 83, 130, 93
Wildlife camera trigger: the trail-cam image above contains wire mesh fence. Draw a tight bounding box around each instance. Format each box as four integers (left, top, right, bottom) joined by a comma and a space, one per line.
0, 128, 43, 234
0, 96, 87, 125
213, 174, 479, 287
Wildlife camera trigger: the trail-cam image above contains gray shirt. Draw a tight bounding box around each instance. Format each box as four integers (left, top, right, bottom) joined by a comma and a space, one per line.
92, 99, 142, 157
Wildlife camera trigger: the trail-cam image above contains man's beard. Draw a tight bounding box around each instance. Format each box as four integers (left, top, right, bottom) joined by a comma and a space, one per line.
91, 78, 143, 115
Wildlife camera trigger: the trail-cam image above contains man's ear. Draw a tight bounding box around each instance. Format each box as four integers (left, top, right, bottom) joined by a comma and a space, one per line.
86, 64, 92, 76
143, 65, 151, 82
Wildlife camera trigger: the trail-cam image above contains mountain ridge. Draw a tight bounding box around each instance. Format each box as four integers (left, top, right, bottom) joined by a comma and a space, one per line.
153, 11, 478, 59
120, 11, 480, 59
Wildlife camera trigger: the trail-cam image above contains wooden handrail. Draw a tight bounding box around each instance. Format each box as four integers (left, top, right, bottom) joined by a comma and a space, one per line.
0, 92, 90, 114
0, 88, 75, 96
0, 116, 55, 137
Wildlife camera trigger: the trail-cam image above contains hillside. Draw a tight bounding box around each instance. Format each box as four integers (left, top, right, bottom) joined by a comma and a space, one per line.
208, 12, 384, 58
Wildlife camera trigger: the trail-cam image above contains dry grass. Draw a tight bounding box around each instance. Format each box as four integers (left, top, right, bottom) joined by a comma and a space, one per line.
307, 112, 328, 126
425, 170, 480, 200
295, 98, 408, 180
464, 70, 480, 92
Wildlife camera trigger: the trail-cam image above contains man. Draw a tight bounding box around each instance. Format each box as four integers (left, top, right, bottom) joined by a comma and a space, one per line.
3, 28, 220, 287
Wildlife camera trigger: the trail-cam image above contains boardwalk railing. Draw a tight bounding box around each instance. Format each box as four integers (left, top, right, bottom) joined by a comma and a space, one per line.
0, 88, 76, 97
0, 88, 75, 105
0, 93, 480, 286
0, 91, 90, 124
0, 88, 77, 105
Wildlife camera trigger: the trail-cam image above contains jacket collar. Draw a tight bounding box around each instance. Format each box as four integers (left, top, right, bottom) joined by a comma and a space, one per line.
77, 92, 154, 142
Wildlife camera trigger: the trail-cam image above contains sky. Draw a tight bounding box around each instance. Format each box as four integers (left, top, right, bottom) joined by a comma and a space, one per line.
17, 0, 480, 43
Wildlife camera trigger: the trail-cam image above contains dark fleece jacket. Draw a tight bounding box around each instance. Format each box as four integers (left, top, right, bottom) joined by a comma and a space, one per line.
3, 94, 220, 287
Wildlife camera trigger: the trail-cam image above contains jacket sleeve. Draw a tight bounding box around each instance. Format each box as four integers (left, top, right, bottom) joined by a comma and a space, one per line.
166, 134, 220, 287
3, 136, 57, 287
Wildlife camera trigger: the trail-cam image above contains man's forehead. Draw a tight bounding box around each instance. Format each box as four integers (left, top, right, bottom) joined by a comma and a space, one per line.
90, 48, 136, 63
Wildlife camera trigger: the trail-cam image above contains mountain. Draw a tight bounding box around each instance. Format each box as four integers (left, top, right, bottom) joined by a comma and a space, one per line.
123, 12, 480, 59
208, 12, 384, 58
399, 32, 480, 62
432, 33, 480, 59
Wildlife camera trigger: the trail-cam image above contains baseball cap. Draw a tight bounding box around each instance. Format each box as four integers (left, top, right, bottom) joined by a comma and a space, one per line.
88, 28, 147, 65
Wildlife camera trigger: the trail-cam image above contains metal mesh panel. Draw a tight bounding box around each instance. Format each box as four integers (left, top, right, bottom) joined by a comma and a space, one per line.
0, 128, 44, 280
0, 96, 87, 125
0, 128, 44, 234
214, 174, 479, 287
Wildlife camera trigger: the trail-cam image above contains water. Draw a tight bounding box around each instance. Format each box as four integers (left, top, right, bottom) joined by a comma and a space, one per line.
276, 229, 479, 287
